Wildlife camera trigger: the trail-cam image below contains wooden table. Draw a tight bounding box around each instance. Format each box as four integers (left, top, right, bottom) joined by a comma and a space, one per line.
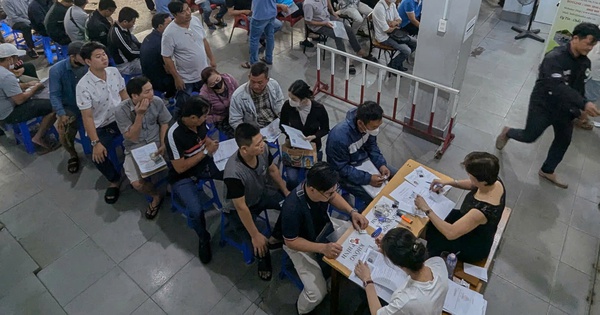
323, 159, 454, 315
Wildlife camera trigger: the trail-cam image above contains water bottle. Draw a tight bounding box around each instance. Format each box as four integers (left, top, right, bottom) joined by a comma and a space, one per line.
446, 253, 457, 279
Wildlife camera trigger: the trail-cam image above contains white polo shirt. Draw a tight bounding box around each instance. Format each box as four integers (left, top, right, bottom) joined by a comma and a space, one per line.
372, 0, 400, 43
161, 16, 208, 84
76, 67, 126, 128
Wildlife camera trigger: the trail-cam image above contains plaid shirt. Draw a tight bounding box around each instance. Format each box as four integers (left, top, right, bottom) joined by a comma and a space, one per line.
251, 88, 277, 127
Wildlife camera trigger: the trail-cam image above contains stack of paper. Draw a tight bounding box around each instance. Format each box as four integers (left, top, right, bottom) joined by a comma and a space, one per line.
335, 229, 377, 272
213, 139, 239, 171
280, 2, 299, 17
281, 124, 313, 150
356, 160, 387, 198
365, 196, 400, 234
463, 263, 489, 282
131, 143, 168, 178
404, 166, 451, 194
443, 280, 488, 315
260, 118, 281, 143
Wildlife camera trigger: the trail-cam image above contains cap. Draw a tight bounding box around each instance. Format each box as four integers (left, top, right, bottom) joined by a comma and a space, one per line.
0, 43, 25, 58
67, 41, 85, 56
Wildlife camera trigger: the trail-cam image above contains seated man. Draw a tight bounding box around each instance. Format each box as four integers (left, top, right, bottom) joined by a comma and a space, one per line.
282, 162, 368, 315
76, 41, 128, 204
28, 0, 52, 37
141, 13, 176, 97
64, 0, 89, 42
372, 0, 416, 71
224, 123, 290, 280
3, 0, 39, 58
107, 7, 142, 75
86, 0, 117, 46
115, 76, 171, 219
326, 101, 396, 208
0, 43, 56, 151
44, 0, 73, 47
398, 0, 420, 36
165, 96, 222, 263
303, 0, 376, 75
198, 0, 228, 30
335, 0, 371, 36
229, 62, 283, 129
49, 41, 88, 173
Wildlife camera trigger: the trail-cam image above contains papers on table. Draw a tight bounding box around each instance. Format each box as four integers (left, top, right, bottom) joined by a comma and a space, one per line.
131, 142, 167, 178
335, 229, 377, 272
463, 263, 488, 282
349, 247, 409, 303
260, 118, 281, 143
356, 159, 387, 198
593, 121, 600, 128
213, 139, 239, 171
365, 196, 399, 234
281, 124, 313, 150
443, 280, 488, 315
404, 166, 450, 194
280, 2, 299, 17
332, 21, 349, 40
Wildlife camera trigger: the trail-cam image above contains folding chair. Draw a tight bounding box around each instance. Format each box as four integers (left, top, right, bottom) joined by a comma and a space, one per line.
366, 13, 397, 63
276, 0, 304, 47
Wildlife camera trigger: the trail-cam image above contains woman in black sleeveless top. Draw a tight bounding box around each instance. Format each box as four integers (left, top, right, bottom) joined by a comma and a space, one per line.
415, 152, 506, 263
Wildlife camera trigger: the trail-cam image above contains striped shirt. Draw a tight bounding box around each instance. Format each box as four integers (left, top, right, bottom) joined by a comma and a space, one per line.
165, 120, 211, 184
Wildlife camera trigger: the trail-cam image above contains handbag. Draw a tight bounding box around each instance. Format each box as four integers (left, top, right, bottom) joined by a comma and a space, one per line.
389, 28, 411, 44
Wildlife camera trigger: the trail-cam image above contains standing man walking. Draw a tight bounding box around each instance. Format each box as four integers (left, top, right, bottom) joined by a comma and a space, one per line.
496, 22, 600, 189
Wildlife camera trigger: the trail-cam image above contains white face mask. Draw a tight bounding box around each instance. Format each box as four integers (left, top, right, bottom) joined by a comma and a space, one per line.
8, 63, 14, 70
289, 98, 301, 107
366, 127, 380, 136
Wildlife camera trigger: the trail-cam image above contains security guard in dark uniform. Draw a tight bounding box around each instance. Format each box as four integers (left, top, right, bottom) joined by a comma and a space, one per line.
496, 22, 600, 189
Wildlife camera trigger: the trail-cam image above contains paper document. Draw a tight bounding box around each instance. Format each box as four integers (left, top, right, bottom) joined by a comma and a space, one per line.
335, 229, 377, 272
389, 181, 455, 219
443, 280, 488, 315
281, 124, 313, 150
349, 247, 409, 303
332, 21, 349, 40
260, 118, 281, 143
131, 142, 167, 178
280, 2, 299, 17
463, 263, 488, 282
213, 139, 239, 171
404, 166, 451, 194
355, 160, 387, 198
365, 196, 400, 234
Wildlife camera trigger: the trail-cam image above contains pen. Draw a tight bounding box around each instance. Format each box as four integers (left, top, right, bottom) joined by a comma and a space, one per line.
371, 227, 383, 238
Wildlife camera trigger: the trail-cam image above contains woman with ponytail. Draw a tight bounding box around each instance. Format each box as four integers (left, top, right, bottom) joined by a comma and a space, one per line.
354, 227, 449, 315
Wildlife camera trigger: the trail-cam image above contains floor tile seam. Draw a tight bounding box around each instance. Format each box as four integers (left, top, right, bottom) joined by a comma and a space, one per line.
204, 286, 255, 315
547, 262, 595, 313
142, 254, 197, 297
0, 188, 42, 216
131, 296, 169, 315
91, 224, 159, 264
490, 270, 553, 303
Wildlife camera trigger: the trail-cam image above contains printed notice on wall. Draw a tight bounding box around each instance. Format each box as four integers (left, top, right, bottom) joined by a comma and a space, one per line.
463, 15, 477, 43
545, 0, 600, 53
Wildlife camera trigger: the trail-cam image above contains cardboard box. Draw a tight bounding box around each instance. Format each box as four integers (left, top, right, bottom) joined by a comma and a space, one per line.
281, 140, 317, 169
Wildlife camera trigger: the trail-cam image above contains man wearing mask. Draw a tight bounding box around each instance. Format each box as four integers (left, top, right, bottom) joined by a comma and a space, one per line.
107, 7, 142, 75
326, 101, 396, 209
49, 41, 88, 173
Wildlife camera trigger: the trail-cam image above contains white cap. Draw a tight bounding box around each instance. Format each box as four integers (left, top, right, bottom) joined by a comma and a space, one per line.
0, 43, 26, 58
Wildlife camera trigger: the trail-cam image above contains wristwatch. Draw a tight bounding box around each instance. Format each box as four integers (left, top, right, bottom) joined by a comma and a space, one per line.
364, 280, 374, 288
90, 139, 99, 147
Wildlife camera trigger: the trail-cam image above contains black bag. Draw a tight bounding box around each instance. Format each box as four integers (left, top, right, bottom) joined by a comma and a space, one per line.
389, 29, 411, 44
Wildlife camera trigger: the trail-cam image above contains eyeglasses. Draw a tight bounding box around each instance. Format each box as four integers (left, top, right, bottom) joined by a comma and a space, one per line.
317, 184, 338, 200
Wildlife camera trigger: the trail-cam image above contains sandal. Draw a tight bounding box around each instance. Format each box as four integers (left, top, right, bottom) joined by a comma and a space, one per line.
260, 57, 272, 65
241, 61, 251, 69
104, 187, 120, 204
67, 156, 80, 174
257, 251, 273, 281
145, 197, 163, 220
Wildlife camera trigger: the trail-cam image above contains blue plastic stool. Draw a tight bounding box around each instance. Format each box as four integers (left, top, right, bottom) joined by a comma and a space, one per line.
206, 123, 230, 142
5, 117, 59, 154
11, 30, 42, 50
279, 249, 304, 290
0, 21, 12, 40
219, 209, 272, 265
267, 138, 281, 165
74, 115, 92, 155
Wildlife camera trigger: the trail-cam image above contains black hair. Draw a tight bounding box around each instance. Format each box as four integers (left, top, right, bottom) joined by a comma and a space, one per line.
380, 228, 427, 272
235, 123, 261, 147
118, 7, 139, 22
356, 101, 383, 124
168, 1, 186, 15
288, 80, 313, 100
461, 151, 499, 186
80, 41, 107, 60
181, 95, 210, 118
126, 76, 150, 98
201, 66, 219, 83
74, 0, 87, 7
98, 0, 117, 11
250, 62, 269, 78
306, 162, 339, 192
152, 13, 171, 29
573, 22, 600, 42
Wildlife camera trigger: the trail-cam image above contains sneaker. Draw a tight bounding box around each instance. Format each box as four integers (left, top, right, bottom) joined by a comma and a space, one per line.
356, 29, 368, 37
27, 50, 38, 59
198, 241, 212, 264
215, 19, 227, 27
300, 39, 314, 48
207, 23, 217, 30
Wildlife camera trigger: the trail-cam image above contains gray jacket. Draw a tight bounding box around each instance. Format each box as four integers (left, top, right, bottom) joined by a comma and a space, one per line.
3, 0, 30, 26
229, 78, 284, 130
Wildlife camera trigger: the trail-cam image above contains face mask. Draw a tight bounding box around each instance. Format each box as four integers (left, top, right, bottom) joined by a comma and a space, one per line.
212, 80, 223, 90
366, 127, 380, 136
289, 98, 301, 107
129, 24, 136, 32
8, 63, 14, 70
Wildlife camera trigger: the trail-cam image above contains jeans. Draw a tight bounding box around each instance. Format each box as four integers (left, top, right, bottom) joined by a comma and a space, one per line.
12, 22, 35, 49
171, 159, 224, 242
227, 189, 284, 245
339, 165, 398, 211
199, 0, 227, 25
249, 17, 276, 64
94, 122, 122, 183
174, 81, 204, 119
506, 104, 573, 174
381, 37, 417, 70
401, 22, 419, 36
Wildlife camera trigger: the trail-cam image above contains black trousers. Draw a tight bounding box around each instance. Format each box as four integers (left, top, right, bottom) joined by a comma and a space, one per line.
12, 22, 34, 49
506, 104, 574, 174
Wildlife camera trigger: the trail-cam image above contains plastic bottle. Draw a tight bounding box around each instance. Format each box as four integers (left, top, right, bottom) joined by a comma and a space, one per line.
446, 253, 457, 279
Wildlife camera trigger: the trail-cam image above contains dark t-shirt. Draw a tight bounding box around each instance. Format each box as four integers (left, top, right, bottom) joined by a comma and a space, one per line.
281, 185, 330, 242
224, 150, 274, 199
165, 120, 211, 184
226, 0, 252, 10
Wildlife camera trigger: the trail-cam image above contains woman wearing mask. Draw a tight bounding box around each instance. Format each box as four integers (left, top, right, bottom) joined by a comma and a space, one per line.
354, 227, 449, 315
280, 80, 330, 190
199, 67, 239, 138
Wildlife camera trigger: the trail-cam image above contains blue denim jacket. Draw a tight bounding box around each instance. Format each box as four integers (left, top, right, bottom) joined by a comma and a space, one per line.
49, 58, 88, 116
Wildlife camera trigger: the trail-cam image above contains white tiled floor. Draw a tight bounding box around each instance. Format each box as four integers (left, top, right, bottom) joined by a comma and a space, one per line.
0, 0, 599, 314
